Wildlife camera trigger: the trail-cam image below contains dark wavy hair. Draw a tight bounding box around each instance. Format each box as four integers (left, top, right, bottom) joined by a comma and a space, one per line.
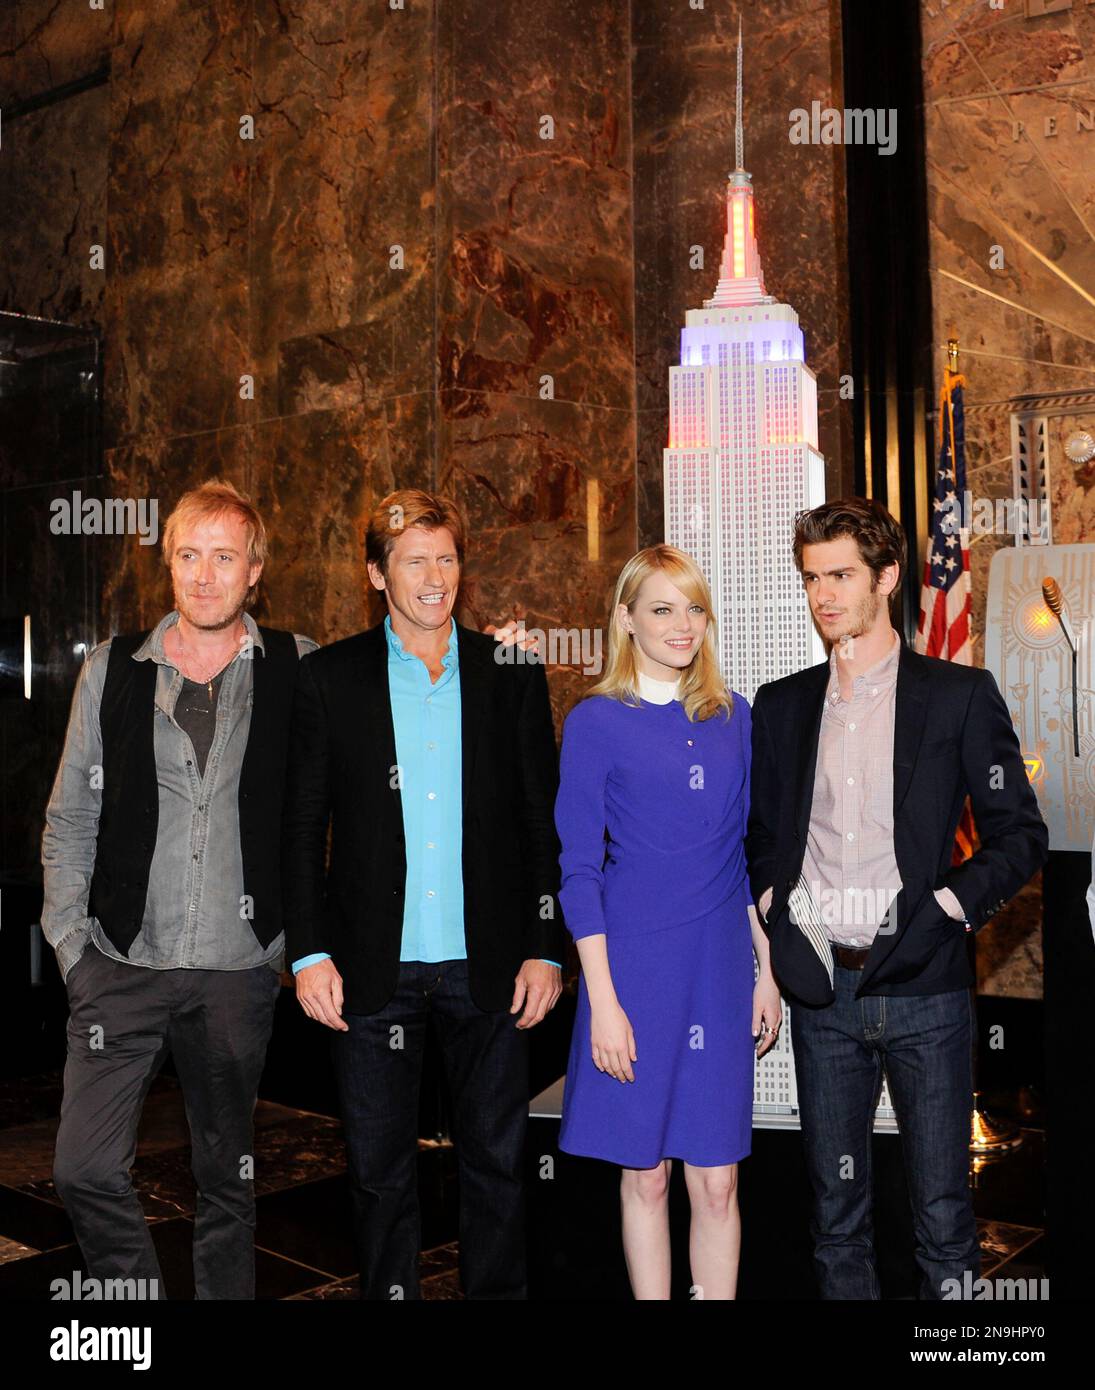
792, 497, 906, 590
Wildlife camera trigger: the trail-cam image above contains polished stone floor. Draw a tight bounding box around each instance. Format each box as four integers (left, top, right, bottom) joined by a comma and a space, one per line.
0, 1065, 1048, 1300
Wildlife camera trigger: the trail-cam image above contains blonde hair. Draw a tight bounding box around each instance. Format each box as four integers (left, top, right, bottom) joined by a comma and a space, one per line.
162, 479, 267, 608
587, 545, 733, 723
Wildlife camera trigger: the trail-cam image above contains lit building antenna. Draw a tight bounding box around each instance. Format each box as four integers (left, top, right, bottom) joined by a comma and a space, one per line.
707, 17, 772, 311
735, 14, 744, 175
663, 14, 827, 703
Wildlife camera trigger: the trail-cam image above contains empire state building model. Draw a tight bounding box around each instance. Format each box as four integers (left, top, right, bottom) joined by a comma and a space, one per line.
663, 29, 826, 700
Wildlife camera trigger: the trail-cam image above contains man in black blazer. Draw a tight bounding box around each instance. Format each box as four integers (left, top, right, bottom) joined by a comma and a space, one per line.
282, 489, 565, 1300
746, 498, 1047, 1300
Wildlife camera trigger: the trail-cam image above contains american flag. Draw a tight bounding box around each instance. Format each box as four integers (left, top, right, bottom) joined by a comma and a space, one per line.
916, 367, 971, 664
916, 365, 975, 860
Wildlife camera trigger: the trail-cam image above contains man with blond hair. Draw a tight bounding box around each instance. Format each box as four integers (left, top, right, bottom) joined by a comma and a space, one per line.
42, 479, 317, 1299
283, 488, 565, 1300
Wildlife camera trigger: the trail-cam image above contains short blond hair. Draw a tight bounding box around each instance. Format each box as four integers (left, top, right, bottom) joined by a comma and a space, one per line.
162, 479, 268, 608
587, 544, 733, 723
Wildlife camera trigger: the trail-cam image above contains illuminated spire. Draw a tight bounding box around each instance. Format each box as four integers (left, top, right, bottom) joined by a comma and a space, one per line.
705, 16, 773, 309
735, 15, 744, 174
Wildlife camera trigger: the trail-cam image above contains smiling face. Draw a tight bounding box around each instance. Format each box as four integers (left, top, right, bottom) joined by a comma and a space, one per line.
799, 535, 898, 645
620, 569, 708, 681
169, 510, 262, 632
367, 523, 460, 637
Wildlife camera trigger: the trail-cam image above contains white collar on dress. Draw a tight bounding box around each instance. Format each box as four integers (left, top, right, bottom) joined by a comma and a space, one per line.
637, 670, 681, 705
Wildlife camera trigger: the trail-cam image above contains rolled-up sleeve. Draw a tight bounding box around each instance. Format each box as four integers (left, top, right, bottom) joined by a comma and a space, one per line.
554, 702, 611, 942
41, 643, 110, 978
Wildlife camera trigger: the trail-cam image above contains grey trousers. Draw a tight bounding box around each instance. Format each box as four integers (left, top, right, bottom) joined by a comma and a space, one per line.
52, 945, 281, 1300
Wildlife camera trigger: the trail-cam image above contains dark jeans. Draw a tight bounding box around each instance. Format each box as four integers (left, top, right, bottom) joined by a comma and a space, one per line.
332, 959, 528, 1300
53, 945, 280, 1299
791, 963, 979, 1300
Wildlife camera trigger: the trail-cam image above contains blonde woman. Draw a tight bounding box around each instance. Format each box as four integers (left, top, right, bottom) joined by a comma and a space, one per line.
555, 545, 780, 1299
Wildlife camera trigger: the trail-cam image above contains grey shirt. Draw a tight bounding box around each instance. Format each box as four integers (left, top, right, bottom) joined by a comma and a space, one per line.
41, 610, 317, 979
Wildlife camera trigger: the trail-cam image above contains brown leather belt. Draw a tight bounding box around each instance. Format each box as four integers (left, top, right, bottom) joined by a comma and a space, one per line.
831, 943, 871, 971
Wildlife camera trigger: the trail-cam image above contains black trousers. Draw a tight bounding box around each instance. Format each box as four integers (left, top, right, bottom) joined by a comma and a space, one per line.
52, 945, 281, 1299
332, 958, 529, 1300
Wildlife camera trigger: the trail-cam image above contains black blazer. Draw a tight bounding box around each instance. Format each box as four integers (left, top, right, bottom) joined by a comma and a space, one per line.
745, 640, 1048, 1007
282, 621, 565, 1014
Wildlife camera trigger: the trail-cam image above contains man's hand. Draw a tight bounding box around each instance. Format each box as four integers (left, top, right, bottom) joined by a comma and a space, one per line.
510, 959, 562, 1029
295, 957, 349, 1031
483, 618, 541, 656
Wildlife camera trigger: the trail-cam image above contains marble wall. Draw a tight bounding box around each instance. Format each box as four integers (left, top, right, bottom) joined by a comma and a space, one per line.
923, 0, 1095, 653
922, 0, 1095, 996
1, 0, 851, 729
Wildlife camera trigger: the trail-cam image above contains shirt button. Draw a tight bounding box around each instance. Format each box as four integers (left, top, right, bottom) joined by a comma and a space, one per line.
427, 742, 436, 750
426, 890, 435, 898
846, 832, 855, 842
848, 723, 856, 732
870, 687, 878, 696
426, 841, 435, 849
427, 791, 437, 800
846, 777, 854, 786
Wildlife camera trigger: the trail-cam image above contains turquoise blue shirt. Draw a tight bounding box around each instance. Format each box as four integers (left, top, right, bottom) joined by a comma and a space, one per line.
292, 617, 560, 972
388, 613, 465, 962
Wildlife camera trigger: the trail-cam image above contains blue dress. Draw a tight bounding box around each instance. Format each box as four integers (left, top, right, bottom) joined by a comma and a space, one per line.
554, 690, 754, 1168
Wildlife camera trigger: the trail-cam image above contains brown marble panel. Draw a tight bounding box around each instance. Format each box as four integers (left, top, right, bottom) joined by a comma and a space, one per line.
925, 2, 1088, 104
437, 0, 633, 419
103, 3, 252, 447
441, 388, 635, 727
0, 87, 108, 327
247, 404, 404, 644
249, 0, 435, 404
0, 0, 110, 104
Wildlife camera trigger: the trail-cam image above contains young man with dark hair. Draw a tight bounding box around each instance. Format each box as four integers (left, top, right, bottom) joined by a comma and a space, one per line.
746, 497, 1048, 1300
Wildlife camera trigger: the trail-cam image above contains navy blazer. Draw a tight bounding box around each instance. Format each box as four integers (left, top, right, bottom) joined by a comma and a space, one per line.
745, 639, 1049, 1007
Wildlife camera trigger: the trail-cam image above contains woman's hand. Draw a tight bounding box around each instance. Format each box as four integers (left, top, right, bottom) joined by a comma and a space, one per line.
590, 1000, 637, 1082
752, 973, 783, 1059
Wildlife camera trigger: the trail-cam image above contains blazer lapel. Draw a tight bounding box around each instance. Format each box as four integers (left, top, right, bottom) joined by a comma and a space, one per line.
892, 642, 929, 816
355, 623, 400, 795
791, 661, 832, 845
456, 623, 489, 812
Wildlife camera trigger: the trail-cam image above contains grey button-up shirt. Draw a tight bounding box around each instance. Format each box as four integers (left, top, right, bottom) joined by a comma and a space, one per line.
41, 610, 317, 979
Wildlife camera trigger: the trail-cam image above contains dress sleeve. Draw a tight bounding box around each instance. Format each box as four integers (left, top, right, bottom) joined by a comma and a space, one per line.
554, 701, 612, 941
